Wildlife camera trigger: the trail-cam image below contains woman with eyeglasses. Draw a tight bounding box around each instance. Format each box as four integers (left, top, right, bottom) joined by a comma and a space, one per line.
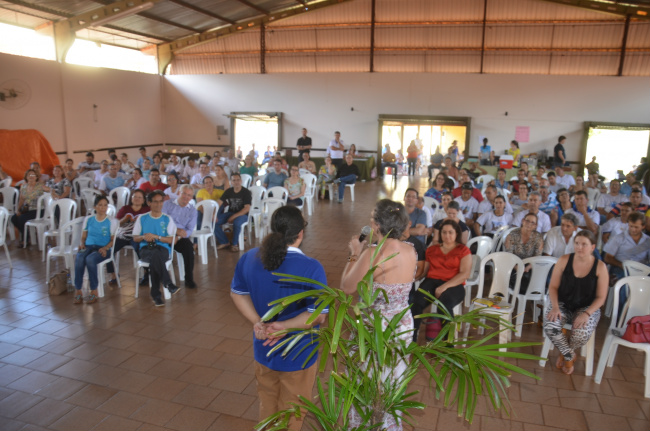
12, 169, 46, 247
284, 166, 306, 206
504, 212, 543, 294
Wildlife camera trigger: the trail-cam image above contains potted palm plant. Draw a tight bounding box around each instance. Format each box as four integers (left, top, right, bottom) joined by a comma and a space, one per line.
258, 237, 541, 430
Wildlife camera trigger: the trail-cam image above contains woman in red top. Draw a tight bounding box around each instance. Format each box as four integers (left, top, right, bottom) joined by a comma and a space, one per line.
410, 219, 472, 341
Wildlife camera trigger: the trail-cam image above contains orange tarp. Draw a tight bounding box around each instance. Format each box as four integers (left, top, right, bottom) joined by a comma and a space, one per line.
0, 129, 60, 186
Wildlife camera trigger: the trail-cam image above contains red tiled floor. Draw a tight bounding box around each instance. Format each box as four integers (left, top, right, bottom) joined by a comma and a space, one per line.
1, 175, 649, 431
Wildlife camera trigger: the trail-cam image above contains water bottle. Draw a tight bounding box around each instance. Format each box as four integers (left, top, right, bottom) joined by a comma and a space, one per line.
66, 270, 74, 293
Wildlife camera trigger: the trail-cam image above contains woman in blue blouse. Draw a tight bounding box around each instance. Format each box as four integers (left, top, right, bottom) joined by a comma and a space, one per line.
73, 195, 118, 305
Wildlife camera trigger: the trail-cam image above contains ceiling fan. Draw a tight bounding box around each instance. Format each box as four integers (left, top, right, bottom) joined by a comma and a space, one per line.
0, 79, 32, 110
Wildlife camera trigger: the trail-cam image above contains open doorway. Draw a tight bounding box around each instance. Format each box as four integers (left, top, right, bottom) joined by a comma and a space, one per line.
378, 115, 470, 165
230, 112, 282, 165
582, 122, 650, 181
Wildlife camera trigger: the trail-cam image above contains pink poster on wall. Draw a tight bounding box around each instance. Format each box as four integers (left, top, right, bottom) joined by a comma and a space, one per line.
515, 126, 530, 143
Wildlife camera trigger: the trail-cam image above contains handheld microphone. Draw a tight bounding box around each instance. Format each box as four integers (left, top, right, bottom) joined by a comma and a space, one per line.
358, 225, 372, 242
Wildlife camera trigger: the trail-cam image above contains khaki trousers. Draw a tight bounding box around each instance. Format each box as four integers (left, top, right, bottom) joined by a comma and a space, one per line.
254, 361, 318, 431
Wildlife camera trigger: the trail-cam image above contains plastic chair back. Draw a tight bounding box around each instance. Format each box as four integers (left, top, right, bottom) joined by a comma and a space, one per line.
110, 187, 131, 212
0, 207, 9, 247
195, 200, 218, 231
492, 226, 517, 252
267, 186, 289, 203
422, 196, 440, 211
467, 235, 492, 260
0, 187, 19, 212
623, 260, 650, 277
476, 252, 524, 301
0, 178, 12, 188
240, 174, 252, 189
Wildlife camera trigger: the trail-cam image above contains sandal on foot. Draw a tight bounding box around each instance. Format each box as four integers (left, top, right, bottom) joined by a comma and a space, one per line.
555, 355, 565, 369
562, 358, 575, 375
217, 244, 230, 250
86, 294, 98, 304
73, 294, 83, 304
231, 245, 239, 252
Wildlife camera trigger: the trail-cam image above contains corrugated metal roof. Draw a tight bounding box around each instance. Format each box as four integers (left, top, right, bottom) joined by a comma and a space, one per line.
623, 51, 650, 75
550, 51, 620, 75
627, 21, 650, 48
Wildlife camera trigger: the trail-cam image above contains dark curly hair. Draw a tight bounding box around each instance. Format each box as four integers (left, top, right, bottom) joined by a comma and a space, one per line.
260, 206, 305, 271
372, 199, 410, 239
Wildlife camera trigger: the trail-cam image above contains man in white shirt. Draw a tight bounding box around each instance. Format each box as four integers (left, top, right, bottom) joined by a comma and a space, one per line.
454, 182, 480, 229
165, 154, 184, 176
602, 202, 632, 244
78, 152, 101, 173
224, 149, 240, 174
543, 213, 580, 258
190, 162, 211, 189
546, 172, 562, 194
182, 158, 199, 182
554, 167, 576, 192
597, 179, 627, 217
119, 153, 135, 174
93, 160, 110, 188
327, 131, 345, 169
474, 195, 512, 236
477, 185, 513, 216
513, 191, 552, 234
565, 190, 600, 235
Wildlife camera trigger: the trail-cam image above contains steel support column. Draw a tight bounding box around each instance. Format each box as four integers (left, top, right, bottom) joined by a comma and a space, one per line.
480, 0, 488, 74
370, 0, 376, 72
618, 14, 631, 76
260, 23, 266, 74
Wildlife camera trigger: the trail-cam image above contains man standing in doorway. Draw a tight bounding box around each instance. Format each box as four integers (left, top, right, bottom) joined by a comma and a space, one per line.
327, 131, 345, 169
297, 128, 312, 158
553, 135, 568, 168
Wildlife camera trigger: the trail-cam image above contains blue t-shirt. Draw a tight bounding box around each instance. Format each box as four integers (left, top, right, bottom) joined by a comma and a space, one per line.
83, 215, 118, 247
231, 247, 328, 372
132, 212, 177, 252
264, 171, 288, 189
408, 207, 427, 245
479, 145, 491, 159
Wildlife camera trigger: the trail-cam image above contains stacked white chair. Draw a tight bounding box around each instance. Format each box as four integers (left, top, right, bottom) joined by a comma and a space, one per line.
463, 236, 494, 307
246, 186, 266, 242
42, 199, 77, 262
261, 198, 286, 238
23, 193, 53, 249
45, 217, 84, 285
595, 276, 650, 396
190, 200, 219, 265
462, 252, 524, 349
0, 207, 12, 268
512, 256, 557, 337
0, 186, 19, 241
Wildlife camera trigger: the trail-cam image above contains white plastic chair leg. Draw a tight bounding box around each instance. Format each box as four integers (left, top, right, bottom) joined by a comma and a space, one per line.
3, 244, 12, 268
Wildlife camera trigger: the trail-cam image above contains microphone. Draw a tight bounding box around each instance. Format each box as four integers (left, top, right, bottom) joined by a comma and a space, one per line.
358, 225, 372, 242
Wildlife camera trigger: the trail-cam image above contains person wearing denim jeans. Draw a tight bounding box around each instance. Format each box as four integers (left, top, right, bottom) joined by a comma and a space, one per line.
333, 154, 359, 203
73, 195, 119, 305
215, 173, 251, 252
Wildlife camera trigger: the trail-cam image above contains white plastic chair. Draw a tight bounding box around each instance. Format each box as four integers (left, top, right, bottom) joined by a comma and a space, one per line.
299, 168, 312, 177
464, 236, 494, 307
512, 256, 557, 338
246, 186, 266, 242
72, 178, 94, 215
586, 188, 600, 210
595, 276, 650, 396
80, 188, 102, 215
42, 199, 77, 263
422, 196, 440, 211
0, 177, 12, 188
0, 207, 11, 268
96, 232, 122, 297
462, 252, 524, 349
261, 198, 286, 238
476, 174, 495, 194
135, 230, 178, 300
491, 226, 517, 252
240, 174, 252, 189
110, 187, 130, 212
301, 174, 317, 216
159, 174, 167, 184
45, 217, 84, 285
538, 294, 597, 376
190, 200, 219, 265
604, 261, 650, 317
23, 193, 53, 249
328, 182, 355, 202
267, 186, 289, 203
0, 186, 19, 241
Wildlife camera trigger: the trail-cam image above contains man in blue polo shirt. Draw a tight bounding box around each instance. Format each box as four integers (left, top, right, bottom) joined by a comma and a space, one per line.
133, 190, 179, 306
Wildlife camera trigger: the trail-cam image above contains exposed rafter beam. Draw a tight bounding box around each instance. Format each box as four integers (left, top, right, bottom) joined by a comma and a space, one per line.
535, 0, 650, 19
7, 0, 169, 43
233, 0, 268, 15
165, 0, 353, 53
618, 14, 631, 76
90, 0, 201, 32
168, 0, 234, 25
295, 0, 307, 4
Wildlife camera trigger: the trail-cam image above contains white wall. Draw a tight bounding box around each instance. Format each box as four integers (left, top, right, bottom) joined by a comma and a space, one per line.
0, 53, 163, 165
163, 72, 650, 161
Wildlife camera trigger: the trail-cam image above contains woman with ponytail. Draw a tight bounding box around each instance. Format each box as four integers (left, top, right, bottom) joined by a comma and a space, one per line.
230, 206, 327, 430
